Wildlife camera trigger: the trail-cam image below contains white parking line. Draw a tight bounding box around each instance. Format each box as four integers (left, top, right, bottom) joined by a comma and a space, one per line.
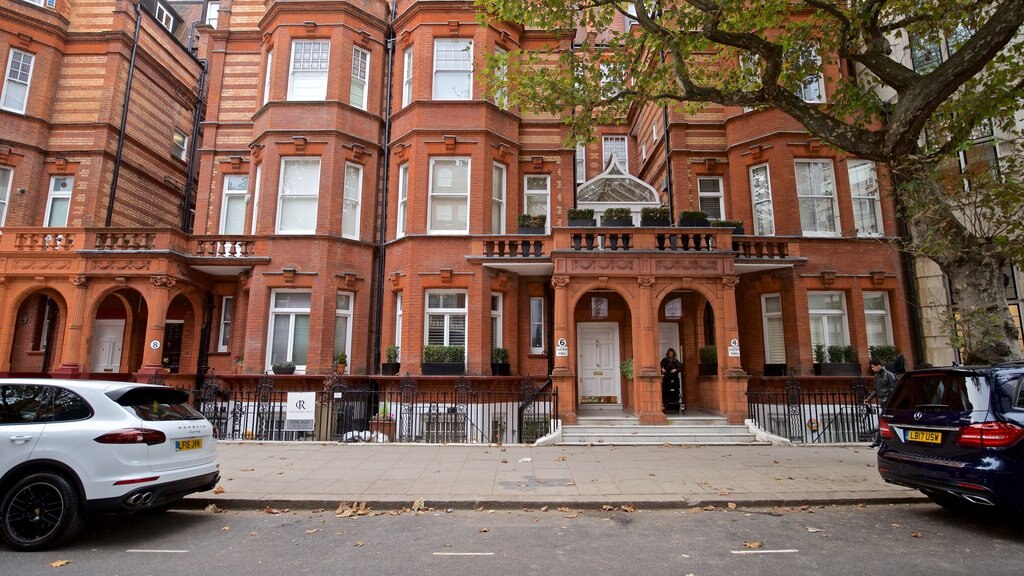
730, 549, 799, 555
433, 552, 495, 556
126, 549, 190, 553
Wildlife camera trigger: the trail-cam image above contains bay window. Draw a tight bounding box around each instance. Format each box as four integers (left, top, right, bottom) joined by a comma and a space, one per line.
795, 159, 839, 236
267, 290, 310, 372
428, 158, 469, 234
277, 158, 320, 234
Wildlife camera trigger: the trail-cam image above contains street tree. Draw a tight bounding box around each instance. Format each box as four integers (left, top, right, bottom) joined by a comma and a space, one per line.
479, 0, 1024, 363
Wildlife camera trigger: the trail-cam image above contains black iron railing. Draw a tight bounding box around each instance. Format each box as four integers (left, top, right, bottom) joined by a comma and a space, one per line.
192, 373, 558, 444
747, 378, 880, 443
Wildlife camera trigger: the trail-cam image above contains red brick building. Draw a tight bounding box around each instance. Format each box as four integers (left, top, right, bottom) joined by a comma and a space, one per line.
1, 0, 915, 425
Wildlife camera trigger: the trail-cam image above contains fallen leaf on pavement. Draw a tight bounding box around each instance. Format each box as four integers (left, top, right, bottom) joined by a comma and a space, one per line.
213, 486, 225, 495
205, 503, 224, 513
742, 541, 763, 549
249, 531, 257, 536
501, 459, 508, 463
222, 526, 231, 531
540, 506, 549, 512
566, 481, 576, 486
555, 456, 566, 461
412, 498, 427, 511
702, 505, 718, 511
557, 507, 574, 512
312, 508, 325, 513
718, 490, 730, 496
264, 506, 281, 515
563, 514, 578, 519
480, 528, 490, 533
891, 523, 901, 528
305, 529, 319, 535
240, 467, 255, 472
276, 471, 284, 475
911, 531, 923, 538
601, 505, 615, 511
337, 502, 374, 517
50, 560, 70, 568
620, 505, 635, 512
807, 527, 825, 533
728, 503, 737, 510
354, 541, 365, 547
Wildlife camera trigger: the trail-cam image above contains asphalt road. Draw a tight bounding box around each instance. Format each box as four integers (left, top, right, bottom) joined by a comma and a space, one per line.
3, 503, 1022, 575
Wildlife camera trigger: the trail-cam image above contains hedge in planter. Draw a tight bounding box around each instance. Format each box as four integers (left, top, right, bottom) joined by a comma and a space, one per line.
678, 210, 710, 227
381, 345, 400, 375
601, 207, 634, 227
814, 344, 861, 376
491, 347, 510, 376
518, 213, 547, 234
640, 206, 671, 226
422, 344, 466, 375
567, 208, 596, 226
698, 345, 718, 376
709, 218, 745, 234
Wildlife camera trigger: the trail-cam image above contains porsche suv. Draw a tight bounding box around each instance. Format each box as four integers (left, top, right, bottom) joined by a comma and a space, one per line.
1, 379, 220, 550
876, 363, 1024, 512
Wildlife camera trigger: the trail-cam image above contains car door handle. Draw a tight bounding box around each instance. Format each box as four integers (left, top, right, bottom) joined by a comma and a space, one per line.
9, 435, 33, 444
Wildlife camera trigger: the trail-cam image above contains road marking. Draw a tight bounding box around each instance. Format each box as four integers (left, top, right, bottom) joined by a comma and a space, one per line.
126, 549, 190, 553
433, 552, 494, 556
730, 549, 799, 555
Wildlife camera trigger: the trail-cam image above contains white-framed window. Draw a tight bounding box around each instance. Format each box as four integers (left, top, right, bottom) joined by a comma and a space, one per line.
262, 51, 273, 105
762, 293, 786, 364
0, 167, 12, 226
250, 164, 262, 234
350, 47, 369, 110
342, 163, 362, 239
493, 48, 508, 109
530, 297, 545, 354
44, 176, 73, 227
698, 177, 724, 219
524, 174, 550, 232
205, 2, 219, 27
288, 39, 330, 101
492, 163, 506, 234
276, 157, 320, 234
2, 49, 34, 114
794, 45, 824, 103
640, 142, 647, 162
171, 130, 188, 161
220, 174, 249, 234
402, 48, 414, 107
22, 0, 57, 9
795, 159, 839, 236
394, 292, 403, 361
491, 293, 503, 349
849, 160, 881, 236
334, 292, 353, 364
864, 292, 894, 350
909, 32, 942, 74
155, 3, 175, 31
602, 135, 628, 170
433, 39, 472, 100
267, 290, 311, 372
575, 144, 586, 184
425, 291, 467, 354
428, 157, 470, 234
749, 164, 774, 236
808, 292, 849, 354
218, 296, 233, 352
397, 163, 408, 237
652, 119, 660, 142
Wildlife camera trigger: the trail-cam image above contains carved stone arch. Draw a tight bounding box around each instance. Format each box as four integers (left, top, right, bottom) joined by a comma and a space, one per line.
5, 283, 73, 325
565, 279, 636, 313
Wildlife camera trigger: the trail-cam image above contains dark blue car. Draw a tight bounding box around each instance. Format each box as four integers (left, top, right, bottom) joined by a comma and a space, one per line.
877, 363, 1024, 511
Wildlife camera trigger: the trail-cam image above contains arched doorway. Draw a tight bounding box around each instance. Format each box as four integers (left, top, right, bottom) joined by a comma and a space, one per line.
573, 290, 633, 409
8, 290, 67, 375
90, 290, 148, 375
163, 294, 197, 373
656, 290, 717, 414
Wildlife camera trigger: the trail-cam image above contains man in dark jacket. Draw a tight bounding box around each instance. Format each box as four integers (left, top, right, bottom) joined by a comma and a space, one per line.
864, 357, 898, 448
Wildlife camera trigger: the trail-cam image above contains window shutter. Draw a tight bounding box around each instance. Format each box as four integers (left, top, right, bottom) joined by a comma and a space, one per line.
765, 317, 786, 364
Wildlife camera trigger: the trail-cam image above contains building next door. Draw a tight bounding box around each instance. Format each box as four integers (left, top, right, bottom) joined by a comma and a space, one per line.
91, 319, 125, 373
163, 321, 184, 373
577, 322, 620, 405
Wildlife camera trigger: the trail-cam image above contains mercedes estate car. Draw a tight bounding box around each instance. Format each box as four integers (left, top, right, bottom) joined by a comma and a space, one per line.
1, 379, 220, 550
876, 363, 1024, 512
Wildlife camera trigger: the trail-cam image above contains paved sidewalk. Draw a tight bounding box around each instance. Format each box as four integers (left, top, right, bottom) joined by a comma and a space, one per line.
183, 442, 926, 510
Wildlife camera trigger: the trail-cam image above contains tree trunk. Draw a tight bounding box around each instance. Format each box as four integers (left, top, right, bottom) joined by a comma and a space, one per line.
898, 161, 1023, 365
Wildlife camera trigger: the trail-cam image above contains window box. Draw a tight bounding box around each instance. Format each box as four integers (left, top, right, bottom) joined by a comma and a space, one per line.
272, 361, 296, 375
678, 210, 710, 227
601, 207, 633, 227
763, 363, 787, 377
640, 207, 671, 227
567, 208, 596, 227
491, 347, 510, 376
422, 344, 465, 375
710, 219, 745, 235
814, 363, 861, 376
421, 362, 465, 376
518, 213, 546, 234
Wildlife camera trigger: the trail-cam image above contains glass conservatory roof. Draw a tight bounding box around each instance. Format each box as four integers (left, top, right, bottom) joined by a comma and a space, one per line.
577, 155, 660, 204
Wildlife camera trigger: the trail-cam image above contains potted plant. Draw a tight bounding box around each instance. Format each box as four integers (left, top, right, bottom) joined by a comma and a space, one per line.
272, 360, 296, 375
381, 345, 400, 375
678, 210, 710, 227
698, 345, 718, 376
491, 347, 511, 376
815, 344, 860, 376
868, 344, 901, 372
334, 351, 347, 375
232, 354, 244, 374
518, 213, 547, 234
620, 357, 634, 380
710, 219, 745, 234
421, 344, 466, 375
567, 208, 596, 227
640, 206, 671, 226
602, 207, 634, 227
369, 401, 396, 441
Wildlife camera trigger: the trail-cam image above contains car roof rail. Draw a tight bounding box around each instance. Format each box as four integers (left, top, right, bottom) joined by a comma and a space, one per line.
992, 360, 1024, 368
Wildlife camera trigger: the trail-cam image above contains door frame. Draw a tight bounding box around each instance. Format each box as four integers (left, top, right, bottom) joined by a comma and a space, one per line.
576, 321, 621, 405
91, 318, 126, 373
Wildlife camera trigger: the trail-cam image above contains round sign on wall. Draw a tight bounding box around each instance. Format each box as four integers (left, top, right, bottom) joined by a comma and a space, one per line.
150, 340, 161, 350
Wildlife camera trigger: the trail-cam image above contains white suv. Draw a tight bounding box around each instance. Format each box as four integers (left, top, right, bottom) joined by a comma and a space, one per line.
1, 379, 219, 550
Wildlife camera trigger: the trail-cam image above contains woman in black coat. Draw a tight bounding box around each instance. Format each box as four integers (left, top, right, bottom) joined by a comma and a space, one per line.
660, 348, 682, 413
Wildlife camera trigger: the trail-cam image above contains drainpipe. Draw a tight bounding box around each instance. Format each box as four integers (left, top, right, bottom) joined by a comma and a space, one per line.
181, 59, 208, 232
105, 1, 144, 227
371, 3, 398, 374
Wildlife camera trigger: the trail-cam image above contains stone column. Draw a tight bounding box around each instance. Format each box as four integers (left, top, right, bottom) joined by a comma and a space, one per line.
551, 275, 576, 423
719, 275, 749, 423
54, 276, 89, 376
0, 278, 11, 373
138, 276, 174, 376
635, 276, 666, 424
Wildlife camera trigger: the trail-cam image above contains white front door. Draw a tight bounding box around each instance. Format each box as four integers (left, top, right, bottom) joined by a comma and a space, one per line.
91, 319, 125, 373
577, 322, 620, 404
658, 322, 681, 363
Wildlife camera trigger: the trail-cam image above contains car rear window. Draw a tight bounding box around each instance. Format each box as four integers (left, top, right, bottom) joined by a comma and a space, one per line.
109, 387, 204, 421
887, 372, 982, 412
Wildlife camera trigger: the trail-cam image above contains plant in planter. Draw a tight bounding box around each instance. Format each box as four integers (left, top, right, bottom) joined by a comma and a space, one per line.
491, 347, 511, 376
369, 401, 396, 440
334, 351, 347, 375
815, 344, 861, 376
678, 210, 710, 227
381, 345, 400, 375
709, 219, 745, 234
698, 345, 718, 376
232, 354, 244, 374
421, 344, 466, 375
601, 207, 634, 227
518, 213, 547, 234
640, 206, 671, 226
868, 344, 902, 372
271, 360, 296, 375
620, 357, 634, 380
567, 207, 596, 226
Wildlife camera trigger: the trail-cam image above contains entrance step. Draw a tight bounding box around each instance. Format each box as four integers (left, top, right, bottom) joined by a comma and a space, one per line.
560, 416, 764, 446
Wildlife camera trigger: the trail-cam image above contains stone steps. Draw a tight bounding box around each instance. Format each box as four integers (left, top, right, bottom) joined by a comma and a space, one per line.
560, 416, 764, 445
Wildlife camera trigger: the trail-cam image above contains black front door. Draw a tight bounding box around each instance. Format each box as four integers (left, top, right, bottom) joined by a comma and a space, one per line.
163, 323, 184, 373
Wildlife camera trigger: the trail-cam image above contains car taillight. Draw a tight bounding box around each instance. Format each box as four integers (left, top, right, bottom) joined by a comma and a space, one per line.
95, 428, 166, 446
879, 419, 894, 440
957, 422, 1024, 448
